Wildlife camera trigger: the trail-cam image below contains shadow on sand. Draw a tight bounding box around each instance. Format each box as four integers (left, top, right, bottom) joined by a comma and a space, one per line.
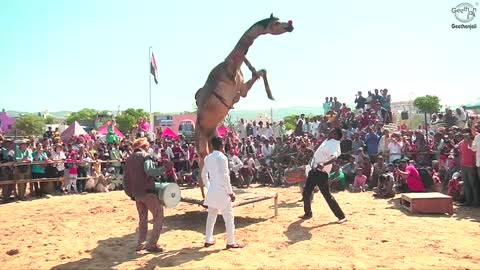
52, 210, 267, 270
284, 219, 337, 245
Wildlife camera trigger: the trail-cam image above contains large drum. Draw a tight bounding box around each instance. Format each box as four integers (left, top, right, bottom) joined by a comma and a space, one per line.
154, 182, 181, 208
285, 165, 310, 184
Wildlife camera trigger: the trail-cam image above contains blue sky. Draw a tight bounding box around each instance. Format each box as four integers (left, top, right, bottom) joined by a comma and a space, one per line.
1, 0, 479, 114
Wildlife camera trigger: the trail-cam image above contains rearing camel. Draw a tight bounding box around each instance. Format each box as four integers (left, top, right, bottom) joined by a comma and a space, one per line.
194, 14, 294, 198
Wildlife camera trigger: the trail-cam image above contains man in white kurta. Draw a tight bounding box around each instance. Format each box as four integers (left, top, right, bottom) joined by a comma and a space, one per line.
202, 136, 244, 249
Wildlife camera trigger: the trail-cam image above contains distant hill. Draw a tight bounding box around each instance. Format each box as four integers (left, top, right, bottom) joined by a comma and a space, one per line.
5, 107, 325, 122
229, 106, 324, 122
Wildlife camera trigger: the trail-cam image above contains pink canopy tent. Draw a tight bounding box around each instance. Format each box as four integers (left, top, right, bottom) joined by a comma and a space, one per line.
466, 110, 477, 118
60, 121, 88, 141
216, 125, 230, 137
97, 121, 125, 138
161, 127, 179, 139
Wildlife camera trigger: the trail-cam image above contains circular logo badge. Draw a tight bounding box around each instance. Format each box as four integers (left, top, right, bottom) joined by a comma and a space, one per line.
453, 2, 477, 23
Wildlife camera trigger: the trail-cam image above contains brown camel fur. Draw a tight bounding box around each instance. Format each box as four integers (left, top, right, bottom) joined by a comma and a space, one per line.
194, 14, 294, 198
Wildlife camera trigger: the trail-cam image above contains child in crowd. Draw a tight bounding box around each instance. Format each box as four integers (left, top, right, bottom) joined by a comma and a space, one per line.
65, 155, 78, 193
350, 167, 367, 192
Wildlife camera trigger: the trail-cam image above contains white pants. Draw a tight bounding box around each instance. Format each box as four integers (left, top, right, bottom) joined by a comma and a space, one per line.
205, 206, 235, 245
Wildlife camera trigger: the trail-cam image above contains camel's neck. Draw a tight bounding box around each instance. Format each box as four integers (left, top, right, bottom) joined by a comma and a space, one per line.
226, 25, 264, 68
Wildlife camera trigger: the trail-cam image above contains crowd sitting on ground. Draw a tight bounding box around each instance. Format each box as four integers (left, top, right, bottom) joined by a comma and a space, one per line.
1, 91, 479, 208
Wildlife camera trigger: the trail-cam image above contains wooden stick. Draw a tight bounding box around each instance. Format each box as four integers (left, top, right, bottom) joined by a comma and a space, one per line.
0, 159, 116, 168
0, 176, 100, 186
232, 195, 276, 207
274, 193, 278, 217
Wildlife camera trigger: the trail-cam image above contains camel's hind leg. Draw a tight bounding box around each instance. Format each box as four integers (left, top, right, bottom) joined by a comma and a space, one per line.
196, 132, 210, 199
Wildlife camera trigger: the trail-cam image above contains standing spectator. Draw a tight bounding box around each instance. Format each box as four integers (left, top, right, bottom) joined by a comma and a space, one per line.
387, 132, 404, 163
1, 139, 15, 203
31, 143, 50, 197
354, 91, 366, 110
458, 133, 479, 206
295, 114, 305, 136
378, 129, 390, 157
413, 132, 430, 167
323, 97, 332, 114
15, 140, 32, 200
364, 127, 381, 161
235, 119, 247, 140
381, 89, 391, 108
51, 144, 66, 193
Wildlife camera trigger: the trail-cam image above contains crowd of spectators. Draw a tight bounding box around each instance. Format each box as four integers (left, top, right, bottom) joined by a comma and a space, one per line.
1, 90, 479, 208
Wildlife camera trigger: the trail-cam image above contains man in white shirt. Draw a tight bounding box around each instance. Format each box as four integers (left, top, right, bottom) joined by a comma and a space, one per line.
164, 141, 174, 160
309, 117, 319, 138
299, 127, 347, 223
228, 149, 243, 174
261, 139, 274, 161
235, 119, 247, 140
202, 136, 244, 249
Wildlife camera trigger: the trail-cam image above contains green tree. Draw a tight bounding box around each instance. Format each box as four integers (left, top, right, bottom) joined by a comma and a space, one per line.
413, 95, 441, 141
116, 108, 149, 134
15, 114, 45, 135
283, 114, 299, 131
45, 115, 55, 124
413, 95, 441, 115
66, 108, 98, 125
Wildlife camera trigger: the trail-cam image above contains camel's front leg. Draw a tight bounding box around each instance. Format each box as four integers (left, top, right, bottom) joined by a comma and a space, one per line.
239, 70, 262, 98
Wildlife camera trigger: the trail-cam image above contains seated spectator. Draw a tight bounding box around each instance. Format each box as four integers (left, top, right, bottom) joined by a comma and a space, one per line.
395, 159, 425, 193
448, 172, 463, 202
372, 155, 388, 187
350, 167, 367, 192
238, 160, 254, 188
341, 155, 356, 185
373, 173, 395, 198
162, 161, 178, 183
329, 164, 346, 191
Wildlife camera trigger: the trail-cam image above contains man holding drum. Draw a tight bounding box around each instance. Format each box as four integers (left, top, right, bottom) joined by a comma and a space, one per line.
202, 136, 244, 249
124, 138, 166, 253
299, 127, 347, 223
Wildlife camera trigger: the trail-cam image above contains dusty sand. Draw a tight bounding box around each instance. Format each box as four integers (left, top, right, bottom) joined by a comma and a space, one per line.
1, 186, 479, 270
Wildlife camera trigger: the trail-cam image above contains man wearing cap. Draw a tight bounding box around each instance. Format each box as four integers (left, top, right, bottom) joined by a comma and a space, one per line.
15, 140, 32, 200
123, 138, 166, 253
299, 127, 347, 223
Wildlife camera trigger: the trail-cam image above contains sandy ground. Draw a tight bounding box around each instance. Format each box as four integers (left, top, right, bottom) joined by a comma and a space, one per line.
1, 186, 480, 270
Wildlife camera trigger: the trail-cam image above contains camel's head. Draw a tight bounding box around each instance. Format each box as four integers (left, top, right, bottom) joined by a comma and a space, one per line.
254, 13, 294, 35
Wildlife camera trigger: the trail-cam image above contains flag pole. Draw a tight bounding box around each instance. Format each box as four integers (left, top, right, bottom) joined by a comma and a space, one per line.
149, 46, 152, 115
149, 46, 154, 137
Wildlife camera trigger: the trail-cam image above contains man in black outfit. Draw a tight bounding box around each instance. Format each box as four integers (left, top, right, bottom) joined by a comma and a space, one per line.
299, 127, 347, 223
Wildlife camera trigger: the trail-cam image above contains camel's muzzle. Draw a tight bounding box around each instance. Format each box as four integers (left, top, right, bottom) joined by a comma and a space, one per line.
286, 24, 294, 32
